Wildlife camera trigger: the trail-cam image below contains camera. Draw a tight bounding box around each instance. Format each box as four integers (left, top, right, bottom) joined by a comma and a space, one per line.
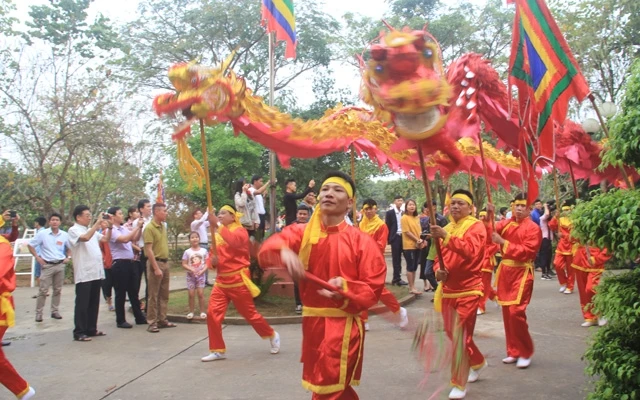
102, 212, 110, 220
546, 200, 556, 213
9, 210, 16, 218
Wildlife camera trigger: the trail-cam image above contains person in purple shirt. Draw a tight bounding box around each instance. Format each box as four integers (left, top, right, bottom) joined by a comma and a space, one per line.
107, 206, 147, 329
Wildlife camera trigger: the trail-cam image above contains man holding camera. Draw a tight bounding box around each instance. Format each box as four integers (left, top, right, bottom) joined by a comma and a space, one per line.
539, 202, 555, 280
28, 213, 71, 322
0, 210, 20, 242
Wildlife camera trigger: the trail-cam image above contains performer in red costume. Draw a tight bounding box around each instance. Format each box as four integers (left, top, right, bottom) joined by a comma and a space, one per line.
201, 205, 280, 362
571, 244, 610, 327
0, 219, 36, 399
490, 193, 541, 369
431, 189, 487, 400
359, 199, 408, 331
259, 171, 386, 400
477, 210, 498, 315
548, 203, 576, 294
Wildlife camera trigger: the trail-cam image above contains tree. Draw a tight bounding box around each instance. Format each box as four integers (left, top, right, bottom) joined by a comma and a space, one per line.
552, 0, 640, 103
0, 0, 145, 222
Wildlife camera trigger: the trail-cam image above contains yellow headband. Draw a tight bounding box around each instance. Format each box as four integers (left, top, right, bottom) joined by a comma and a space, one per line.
220, 205, 242, 225
479, 211, 487, 217
451, 193, 473, 206
561, 206, 571, 211
362, 205, 377, 211
513, 200, 527, 206
322, 177, 354, 199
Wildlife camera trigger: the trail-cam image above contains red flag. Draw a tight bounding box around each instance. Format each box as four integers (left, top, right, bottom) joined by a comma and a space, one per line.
261, 0, 297, 59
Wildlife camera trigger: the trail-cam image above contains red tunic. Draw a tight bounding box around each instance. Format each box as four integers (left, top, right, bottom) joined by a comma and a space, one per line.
548, 216, 573, 255
259, 221, 386, 395
433, 216, 486, 296
210, 224, 252, 288
494, 218, 541, 306
571, 245, 610, 273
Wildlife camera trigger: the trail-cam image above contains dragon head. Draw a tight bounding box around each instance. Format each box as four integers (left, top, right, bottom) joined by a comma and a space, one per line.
152, 55, 245, 140
359, 25, 452, 141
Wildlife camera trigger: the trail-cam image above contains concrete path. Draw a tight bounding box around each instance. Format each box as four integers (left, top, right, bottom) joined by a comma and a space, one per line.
3, 266, 597, 399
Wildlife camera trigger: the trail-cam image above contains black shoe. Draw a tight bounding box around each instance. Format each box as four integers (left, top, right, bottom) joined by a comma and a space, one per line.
51, 313, 62, 319
395, 280, 408, 286
2, 341, 10, 346
135, 319, 148, 325
117, 322, 133, 329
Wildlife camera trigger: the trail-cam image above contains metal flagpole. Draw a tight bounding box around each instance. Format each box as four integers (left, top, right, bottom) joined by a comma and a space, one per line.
268, 32, 278, 234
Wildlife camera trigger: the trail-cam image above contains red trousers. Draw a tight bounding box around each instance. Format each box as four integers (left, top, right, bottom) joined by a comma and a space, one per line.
574, 268, 602, 322
312, 386, 359, 400
554, 253, 575, 290
478, 271, 496, 312
0, 326, 30, 398
501, 276, 534, 359
442, 296, 485, 389
361, 287, 400, 322
206, 285, 274, 352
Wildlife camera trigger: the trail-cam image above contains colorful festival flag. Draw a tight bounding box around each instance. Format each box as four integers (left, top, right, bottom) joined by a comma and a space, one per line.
261, 0, 297, 59
508, 0, 590, 203
156, 171, 165, 204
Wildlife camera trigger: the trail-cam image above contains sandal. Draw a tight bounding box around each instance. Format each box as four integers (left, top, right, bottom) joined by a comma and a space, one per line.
410, 290, 423, 295
158, 321, 177, 328
74, 335, 92, 342
147, 325, 160, 333
89, 331, 107, 337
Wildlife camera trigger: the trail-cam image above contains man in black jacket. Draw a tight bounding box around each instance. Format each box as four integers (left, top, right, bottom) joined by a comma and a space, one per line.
283, 178, 315, 226
385, 195, 408, 286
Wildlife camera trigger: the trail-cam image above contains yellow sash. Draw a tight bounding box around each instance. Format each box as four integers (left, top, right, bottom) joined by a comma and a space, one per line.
359, 214, 384, 235
216, 267, 261, 298
0, 292, 15, 327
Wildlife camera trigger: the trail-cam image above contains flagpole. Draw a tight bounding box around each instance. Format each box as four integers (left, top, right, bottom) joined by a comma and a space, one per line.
350, 145, 358, 227
568, 162, 579, 199
268, 32, 277, 234
588, 94, 635, 189
476, 133, 496, 230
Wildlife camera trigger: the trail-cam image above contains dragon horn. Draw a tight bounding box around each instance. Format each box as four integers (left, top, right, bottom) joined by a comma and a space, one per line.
381, 19, 395, 31
221, 50, 237, 75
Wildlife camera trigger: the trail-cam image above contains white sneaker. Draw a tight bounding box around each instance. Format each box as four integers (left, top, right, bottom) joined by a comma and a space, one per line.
364, 322, 370, 331
477, 308, 485, 315
467, 360, 488, 383
516, 357, 531, 369
563, 288, 573, 294
598, 318, 608, 326
186, 312, 194, 320
398, 307, 409, 329
200, 312, 207, 319
201, 352, 226, 362
558, 285, 567, 293
502, 356, 517, 364
270, 332, 280, 354
449, 387, 467, 399
23, 387, 36, 400
581, 320, 597, 327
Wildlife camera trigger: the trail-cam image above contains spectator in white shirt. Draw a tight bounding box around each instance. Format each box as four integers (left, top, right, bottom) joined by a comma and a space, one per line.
249, 175, 272, 240
67, 205, 111, 341
191, 208, 213, 286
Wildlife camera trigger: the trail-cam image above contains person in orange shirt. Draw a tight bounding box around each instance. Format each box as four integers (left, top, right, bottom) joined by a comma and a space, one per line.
490, 193, 541, 369
431, 189, 487, 400
259, 171, 386, 400
571, 243, 610, 327
359, 199, 409, 331
0, 222, 36, 399
201, 205, 280, 362
477, 210, 498, 315
548, 202, 576, 294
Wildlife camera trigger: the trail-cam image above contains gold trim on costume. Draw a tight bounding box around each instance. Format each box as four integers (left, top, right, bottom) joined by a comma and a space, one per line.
494, 260, 533, 306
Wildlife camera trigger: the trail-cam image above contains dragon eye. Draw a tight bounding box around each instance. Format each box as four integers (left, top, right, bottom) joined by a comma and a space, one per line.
375, 65, 384, 74
423, 48, 434, 59
191, 77, 199, 85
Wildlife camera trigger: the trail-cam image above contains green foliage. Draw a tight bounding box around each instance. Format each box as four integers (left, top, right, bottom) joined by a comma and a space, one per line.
572, 189, 640, 263
603, 59, 640, 169
584, 269, 640, 399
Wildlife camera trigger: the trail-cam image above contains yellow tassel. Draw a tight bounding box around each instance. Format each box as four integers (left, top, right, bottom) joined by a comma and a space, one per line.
434, 284, 444, 313
176, 139, 205, 190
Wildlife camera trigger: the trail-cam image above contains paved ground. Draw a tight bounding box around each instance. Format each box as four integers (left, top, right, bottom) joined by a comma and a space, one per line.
3, 263, 598, 400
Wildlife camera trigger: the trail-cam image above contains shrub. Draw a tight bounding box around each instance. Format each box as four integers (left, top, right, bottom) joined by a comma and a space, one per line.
571, 189, 640, 261
584, 269, 640, 399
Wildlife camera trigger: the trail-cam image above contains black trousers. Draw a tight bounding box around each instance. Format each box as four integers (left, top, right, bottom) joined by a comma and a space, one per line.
293, 282, 302, 307
390, 235, 403, 282
73, 279, 102, 338
539, 238, 553, 275
111, 259, 146, 325
101, 268, 113, 300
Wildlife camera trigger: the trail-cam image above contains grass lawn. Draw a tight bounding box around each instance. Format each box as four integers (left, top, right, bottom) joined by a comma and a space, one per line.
167, 283, 411, 317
